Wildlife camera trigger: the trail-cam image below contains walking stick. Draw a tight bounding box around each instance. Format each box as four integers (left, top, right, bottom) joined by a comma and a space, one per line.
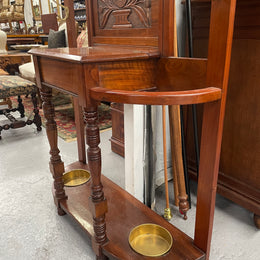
168, 2, 190, 218
162, 105, 172, 221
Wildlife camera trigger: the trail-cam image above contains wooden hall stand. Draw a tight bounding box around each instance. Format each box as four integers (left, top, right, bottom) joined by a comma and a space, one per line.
30, 0, 237, 259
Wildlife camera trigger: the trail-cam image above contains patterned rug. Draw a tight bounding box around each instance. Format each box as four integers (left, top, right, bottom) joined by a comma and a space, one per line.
10, 93, 112, 142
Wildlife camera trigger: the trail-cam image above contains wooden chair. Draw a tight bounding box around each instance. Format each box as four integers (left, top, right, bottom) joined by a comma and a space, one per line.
0, 0, 27, 33
0, 75, 41, 139
89, 0, 237, 259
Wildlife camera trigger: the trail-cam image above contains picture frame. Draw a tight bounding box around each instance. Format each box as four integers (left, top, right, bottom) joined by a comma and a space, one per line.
30, 0, 42, 21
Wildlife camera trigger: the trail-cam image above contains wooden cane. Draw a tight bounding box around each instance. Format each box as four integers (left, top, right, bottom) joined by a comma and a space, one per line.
168, 2, 189, 219
169, 106, 189, 220
170, 4, 180, 207
162, 105, 172, 220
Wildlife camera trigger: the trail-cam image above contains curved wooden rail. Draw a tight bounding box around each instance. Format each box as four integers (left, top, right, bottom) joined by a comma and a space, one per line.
90, 87, 222, 105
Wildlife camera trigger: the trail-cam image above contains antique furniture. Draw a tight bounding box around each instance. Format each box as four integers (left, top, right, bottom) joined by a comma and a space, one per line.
0, 52, 31, 74
30, 0, 42, 21
110, 102, 124, 156
0, 0, 26, 32
73, 0, 86, 31
185, 0, 260, 228
0, 75, 41, 139
30, 0, 237, 259
6, 34, 44, 50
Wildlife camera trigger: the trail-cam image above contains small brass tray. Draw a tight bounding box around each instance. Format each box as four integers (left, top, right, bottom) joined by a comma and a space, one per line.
62, 169, 91, 187
129, 223, 173, 257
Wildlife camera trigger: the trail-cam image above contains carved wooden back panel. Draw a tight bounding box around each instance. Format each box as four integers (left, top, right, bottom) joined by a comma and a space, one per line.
86, 0, 175, 53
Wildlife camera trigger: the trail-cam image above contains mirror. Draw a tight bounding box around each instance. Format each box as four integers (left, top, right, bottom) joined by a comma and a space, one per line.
30, 0, 42, 21
48, 0, 61, 19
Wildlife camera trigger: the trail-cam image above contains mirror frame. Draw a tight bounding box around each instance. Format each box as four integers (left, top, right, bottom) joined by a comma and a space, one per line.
48, 0, 61, 19
30, 0, 42, 21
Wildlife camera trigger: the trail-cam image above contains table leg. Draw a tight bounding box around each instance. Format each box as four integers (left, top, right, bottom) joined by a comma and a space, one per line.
31, 92, 42, 131
84, 106, 108, 259
40, 85, 67, 216
17, 95, 25, 118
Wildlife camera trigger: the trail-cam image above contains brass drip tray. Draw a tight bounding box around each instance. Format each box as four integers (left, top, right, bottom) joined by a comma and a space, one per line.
62, 169, 91, 187
129, 223, 173, 257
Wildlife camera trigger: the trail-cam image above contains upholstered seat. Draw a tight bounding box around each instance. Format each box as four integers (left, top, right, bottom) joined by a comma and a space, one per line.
0, 75, 36, 98
0, 75, 41, 139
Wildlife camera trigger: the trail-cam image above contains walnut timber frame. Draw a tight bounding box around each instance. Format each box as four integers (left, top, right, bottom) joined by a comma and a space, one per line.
30, 0, 237, 259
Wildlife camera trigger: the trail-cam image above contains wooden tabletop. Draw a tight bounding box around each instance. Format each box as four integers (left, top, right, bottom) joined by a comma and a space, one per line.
29, 46, 160, 63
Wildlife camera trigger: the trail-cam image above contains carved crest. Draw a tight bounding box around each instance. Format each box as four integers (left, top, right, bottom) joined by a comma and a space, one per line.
98, 0, 151, 29
114, 0, 127, 8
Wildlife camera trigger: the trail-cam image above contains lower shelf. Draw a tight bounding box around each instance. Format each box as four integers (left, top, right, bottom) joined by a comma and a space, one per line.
60, 162, 205, 259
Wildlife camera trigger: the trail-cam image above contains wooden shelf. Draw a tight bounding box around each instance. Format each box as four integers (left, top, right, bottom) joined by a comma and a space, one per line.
75, 8, 86, 11
60, 162, 205, 259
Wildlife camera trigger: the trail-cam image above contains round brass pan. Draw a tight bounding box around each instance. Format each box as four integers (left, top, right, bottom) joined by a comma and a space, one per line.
129, 223, 173, 257
62, 169, 91, 187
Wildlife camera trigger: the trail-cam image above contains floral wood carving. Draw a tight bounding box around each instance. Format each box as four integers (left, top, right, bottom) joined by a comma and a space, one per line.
98, 0, 151, 29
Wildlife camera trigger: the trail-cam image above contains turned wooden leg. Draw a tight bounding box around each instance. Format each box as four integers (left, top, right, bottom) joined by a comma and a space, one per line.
31, 92, 42, 131
254, 214, 260, 229
40, 85, 67, 215
169, 105, 189, 219
84, 106, 108, 259
17, 95, 25, 118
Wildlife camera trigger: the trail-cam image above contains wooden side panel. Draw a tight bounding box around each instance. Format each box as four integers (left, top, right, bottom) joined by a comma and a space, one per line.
156, 57, 207, 91
40, 58, 82, 95
98, 59, 157, 90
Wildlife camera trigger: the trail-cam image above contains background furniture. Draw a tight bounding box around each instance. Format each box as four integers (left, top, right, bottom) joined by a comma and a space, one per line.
0, 52, 31, 74
30, 0, 42, 21
6, 34, 44, 50
0, 75, 41, 139
73, 0, 86, 32
0, 0, 26, 33
31, 0, 237, 259
185, 0, 260, 228
110, 102, 124, 157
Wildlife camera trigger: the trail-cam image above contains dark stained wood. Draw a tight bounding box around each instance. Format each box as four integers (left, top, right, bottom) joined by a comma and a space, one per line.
156, 57, 207, 91
40, 84, 67, 216
64, 0, 77, 48
110, 103, 124, 157
87, 0, 161, 47
254, 214, 260, 229
186, 0, 260, 228
169, 105, 189, 218
194, 0, 237, 256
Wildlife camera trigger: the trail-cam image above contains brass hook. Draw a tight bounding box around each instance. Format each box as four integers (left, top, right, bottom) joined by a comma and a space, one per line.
52, 0, 69, 22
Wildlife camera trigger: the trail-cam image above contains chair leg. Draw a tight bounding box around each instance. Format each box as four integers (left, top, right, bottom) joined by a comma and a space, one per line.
31, 92, 42, 131
17, 95, 25, 118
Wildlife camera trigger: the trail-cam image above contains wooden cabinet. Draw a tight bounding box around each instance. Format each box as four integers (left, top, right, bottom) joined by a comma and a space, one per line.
186, 0, 260, 228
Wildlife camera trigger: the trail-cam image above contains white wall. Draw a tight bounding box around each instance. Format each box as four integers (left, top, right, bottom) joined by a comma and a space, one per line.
24, 0, 50, 27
